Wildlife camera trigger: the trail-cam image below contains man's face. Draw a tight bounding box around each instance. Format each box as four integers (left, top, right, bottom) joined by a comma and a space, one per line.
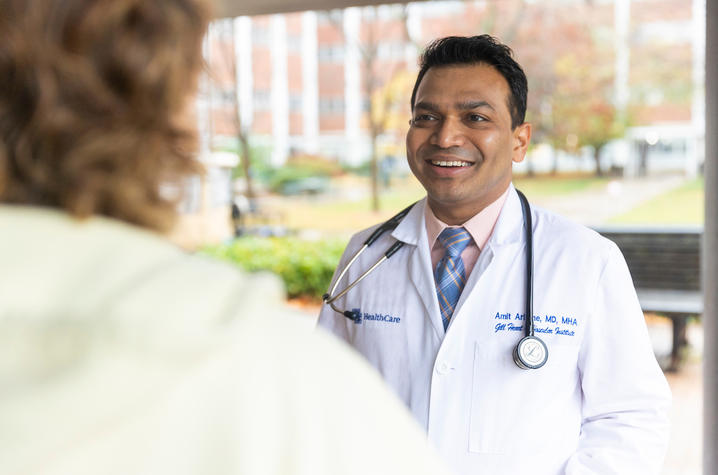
406, 63, 531, 224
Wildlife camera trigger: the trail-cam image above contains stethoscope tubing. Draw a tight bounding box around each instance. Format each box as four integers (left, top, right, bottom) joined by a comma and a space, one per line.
323, 203, 416, 319
325, 191, 538, 342
516, 189, 535, 338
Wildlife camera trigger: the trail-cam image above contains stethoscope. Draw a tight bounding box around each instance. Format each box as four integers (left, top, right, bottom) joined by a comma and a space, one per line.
322, 189, 548, 370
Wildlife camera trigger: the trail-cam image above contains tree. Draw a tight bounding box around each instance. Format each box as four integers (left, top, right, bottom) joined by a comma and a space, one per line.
331, 7, 417, 212
549, 33, 627, 176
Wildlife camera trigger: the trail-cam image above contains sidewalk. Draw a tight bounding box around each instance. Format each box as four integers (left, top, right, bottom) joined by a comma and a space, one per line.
648, 318, 703, 475
531, 174, 687, 225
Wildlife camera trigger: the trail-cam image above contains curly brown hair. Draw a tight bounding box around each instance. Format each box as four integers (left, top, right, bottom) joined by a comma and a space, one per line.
0, 0, 210, 231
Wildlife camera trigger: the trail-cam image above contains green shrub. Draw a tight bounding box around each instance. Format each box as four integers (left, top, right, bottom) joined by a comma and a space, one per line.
201, 236, 348, 301
267, 155, 343, 193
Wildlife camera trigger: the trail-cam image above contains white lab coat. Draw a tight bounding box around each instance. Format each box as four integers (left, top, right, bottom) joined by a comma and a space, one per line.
318, 185, 671, 475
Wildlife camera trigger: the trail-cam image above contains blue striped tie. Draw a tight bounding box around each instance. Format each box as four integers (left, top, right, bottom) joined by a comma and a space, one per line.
435, 227, 472, 330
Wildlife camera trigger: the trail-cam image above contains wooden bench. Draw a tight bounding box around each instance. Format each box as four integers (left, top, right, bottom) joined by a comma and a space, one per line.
591, 226, 703, 371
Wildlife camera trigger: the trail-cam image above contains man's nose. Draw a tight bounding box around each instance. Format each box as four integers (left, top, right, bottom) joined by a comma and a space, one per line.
430, 117, 466, 148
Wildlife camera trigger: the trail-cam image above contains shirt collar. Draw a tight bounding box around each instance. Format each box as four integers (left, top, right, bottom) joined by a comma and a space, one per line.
425, 185, 511, 251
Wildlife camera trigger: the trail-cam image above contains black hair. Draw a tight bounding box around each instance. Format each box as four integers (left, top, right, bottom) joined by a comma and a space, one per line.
410, 35, 528, 129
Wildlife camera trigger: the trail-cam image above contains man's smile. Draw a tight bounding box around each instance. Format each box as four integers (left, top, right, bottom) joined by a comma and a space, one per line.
430, 160, 474, 167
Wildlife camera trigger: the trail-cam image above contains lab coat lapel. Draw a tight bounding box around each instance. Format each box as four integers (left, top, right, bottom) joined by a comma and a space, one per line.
451, 184, 525, 321
392, 199, 444, 340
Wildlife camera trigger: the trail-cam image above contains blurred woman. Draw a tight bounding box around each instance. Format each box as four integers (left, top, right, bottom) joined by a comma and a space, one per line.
0, 1, 450, 474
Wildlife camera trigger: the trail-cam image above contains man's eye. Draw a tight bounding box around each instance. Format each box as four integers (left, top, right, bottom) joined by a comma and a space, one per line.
411, 114, 438, 127
467, 114, 486, 122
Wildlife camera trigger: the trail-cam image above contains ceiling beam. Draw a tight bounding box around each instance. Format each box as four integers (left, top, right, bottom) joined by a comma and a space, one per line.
212, 0, 409, 17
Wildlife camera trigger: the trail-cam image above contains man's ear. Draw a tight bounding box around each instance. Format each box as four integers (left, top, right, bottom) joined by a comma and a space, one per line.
511, 122, 532, 163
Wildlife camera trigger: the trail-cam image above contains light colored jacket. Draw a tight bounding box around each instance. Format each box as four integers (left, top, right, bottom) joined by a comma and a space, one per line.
318, 185, 672, 475
0, 205, 450, 475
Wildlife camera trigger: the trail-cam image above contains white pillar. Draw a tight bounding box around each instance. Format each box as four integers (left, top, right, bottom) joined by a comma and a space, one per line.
270, 14, 289, 166
613, 0, 632, 177
302, 11, 319, 154
235, 16, 253, 132
614, 0, 630, 111
405, 3, 423, 70
198, 27, 212, 160
343, 7, 362, 165
704, 1, 717, 474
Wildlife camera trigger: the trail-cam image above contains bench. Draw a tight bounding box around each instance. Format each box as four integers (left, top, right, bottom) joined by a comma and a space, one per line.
591, 226, 703, 371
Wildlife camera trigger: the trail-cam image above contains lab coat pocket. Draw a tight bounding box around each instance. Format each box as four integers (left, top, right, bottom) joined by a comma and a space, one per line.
468, 342, 579, 455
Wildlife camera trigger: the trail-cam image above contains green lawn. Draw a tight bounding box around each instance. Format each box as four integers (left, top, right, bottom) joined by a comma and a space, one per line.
609, 177, 704, 225
514, 173, 611, 196
266, 173, 612, 234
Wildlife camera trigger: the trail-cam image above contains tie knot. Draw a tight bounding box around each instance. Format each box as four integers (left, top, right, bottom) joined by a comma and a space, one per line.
438, 227, 471, 258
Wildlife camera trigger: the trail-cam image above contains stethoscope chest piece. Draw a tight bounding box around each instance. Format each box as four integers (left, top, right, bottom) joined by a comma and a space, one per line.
513, 335, 548, 370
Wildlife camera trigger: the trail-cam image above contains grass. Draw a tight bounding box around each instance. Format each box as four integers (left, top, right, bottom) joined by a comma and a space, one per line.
514, 173, 611, 196
262, 172, 613, 235
609, 177, 704, 225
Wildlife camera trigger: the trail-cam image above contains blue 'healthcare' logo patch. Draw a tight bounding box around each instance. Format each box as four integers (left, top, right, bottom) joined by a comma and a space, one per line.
352, 308, 401, 325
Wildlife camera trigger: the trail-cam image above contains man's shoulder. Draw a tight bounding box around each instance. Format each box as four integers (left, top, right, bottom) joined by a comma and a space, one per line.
532, 205, 616, 254
344, 199, 426, 252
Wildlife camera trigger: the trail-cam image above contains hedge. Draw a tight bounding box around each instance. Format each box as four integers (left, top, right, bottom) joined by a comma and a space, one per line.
202, 236, 348, 301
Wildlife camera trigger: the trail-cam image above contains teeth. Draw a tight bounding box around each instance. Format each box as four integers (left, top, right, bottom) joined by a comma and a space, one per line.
431, 160, 471, 167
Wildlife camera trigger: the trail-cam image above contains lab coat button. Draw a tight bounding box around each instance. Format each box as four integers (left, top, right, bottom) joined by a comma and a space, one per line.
436, 362, 450, 374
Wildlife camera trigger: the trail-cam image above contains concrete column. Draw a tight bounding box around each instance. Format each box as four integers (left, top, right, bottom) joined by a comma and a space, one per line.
301, 11, 319, 154
612, 0, 631, 176
614, 0, 630, 111
198, 27, 212, 159
343, 7, 362, 165
704, 0, 717, 473
405, 3, 422, 70
270, 14, 289, 166
235, 16, 253, 131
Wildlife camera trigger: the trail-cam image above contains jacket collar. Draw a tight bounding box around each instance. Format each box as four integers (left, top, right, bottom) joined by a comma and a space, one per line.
485, 183, 526, 250
390, 183, 526, 249
391, 197, 427, 246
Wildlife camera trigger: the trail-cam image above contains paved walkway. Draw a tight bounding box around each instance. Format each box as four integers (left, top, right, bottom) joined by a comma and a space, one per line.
531, 173, 688, 225
647, 319, 702, 475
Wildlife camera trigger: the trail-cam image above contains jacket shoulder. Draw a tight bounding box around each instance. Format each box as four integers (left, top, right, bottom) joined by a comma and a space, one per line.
532, 205, 619, 257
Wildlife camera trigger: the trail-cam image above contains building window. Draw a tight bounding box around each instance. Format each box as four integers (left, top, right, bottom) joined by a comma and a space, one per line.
377, 41, 407, 60
319, 97, 345, 115
317, 10, 343, 25
287, 33, 302, 53
290, 94, 303, 112
212, 88, 236, 107
318, 44, 345, 63
251, 24, 270, 45
178, 176, 201, 214
208, 167, 232, 207
212, 18, 234, 39
253, 90, 271, 111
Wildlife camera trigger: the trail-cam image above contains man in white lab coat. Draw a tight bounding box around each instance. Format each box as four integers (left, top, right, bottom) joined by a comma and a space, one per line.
0, 2, 452, 473
318, 35, 671, 475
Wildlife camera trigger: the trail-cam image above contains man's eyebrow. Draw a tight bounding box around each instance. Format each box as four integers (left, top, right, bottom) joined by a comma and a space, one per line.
413, 100, 496, 112
413, 101, 439, 112
457, 100, 494, 111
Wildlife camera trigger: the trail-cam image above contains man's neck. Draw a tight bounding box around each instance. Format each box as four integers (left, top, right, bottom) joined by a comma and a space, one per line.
427, 187, 511, 226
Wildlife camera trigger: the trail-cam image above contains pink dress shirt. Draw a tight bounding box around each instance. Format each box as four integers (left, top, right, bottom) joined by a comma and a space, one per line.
425, 186, 511, 278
